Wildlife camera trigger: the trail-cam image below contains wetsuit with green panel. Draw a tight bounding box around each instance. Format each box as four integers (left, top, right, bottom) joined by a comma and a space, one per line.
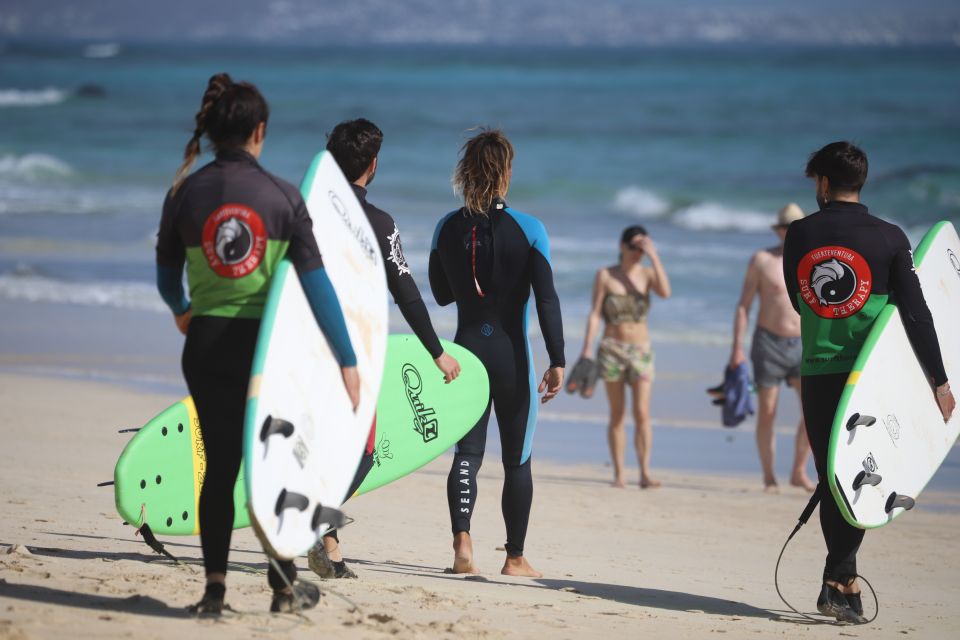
156, 149, 355, 589
782, 200, 947, 583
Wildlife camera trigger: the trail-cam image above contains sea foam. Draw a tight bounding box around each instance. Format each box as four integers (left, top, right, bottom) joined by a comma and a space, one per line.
0, 88, 69, 107
0, 274, 167, 313
612, 186, 670, 218
0, 153, 74, 179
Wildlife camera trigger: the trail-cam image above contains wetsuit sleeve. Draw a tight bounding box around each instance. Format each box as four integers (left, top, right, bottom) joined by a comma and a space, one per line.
429, 218, 455, 307
286, 195, 326, 274
298, 267, 357, 367
371, 213, 443, 359
782, 226, 801, 314
887, 228, 948, 386
528, 221, 566, 368
155, 190, 190, 315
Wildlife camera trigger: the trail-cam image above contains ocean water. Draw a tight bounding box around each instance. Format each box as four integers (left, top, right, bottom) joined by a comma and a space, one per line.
2, 42, 959, 347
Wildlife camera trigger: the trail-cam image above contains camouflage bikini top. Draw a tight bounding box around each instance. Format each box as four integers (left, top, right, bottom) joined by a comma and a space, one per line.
602, 290, 650, 325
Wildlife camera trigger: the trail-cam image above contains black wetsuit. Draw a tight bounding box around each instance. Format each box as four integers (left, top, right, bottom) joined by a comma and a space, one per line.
783, 200, 947, 583
429, 199, 564, 557
156, 150, 355, 590
329, 185, 445, 536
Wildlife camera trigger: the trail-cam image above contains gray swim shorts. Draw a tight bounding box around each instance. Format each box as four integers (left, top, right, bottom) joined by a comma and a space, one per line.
750, 326, 801, 388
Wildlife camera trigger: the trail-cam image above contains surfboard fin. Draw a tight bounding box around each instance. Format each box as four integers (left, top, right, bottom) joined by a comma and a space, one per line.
260, 416, 295, 456
852, 470, 882, 491
884, 492, 915, 513
846, 413, 877, 431
274, 488, 310, 516
311, 504, 347, 533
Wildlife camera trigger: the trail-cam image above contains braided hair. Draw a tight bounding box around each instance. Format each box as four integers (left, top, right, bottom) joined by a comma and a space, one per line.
171, 73, 269, 193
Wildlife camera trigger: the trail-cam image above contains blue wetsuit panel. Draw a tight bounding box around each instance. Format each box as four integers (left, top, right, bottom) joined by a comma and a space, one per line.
429, 203, 564, 557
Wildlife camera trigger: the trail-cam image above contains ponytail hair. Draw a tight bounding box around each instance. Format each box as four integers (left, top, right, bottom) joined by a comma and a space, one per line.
453, 128, 514, 216
171, 72, 269, 194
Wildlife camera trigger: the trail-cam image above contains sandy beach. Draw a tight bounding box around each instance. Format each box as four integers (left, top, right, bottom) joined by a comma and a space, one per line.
2, 372, 958, 639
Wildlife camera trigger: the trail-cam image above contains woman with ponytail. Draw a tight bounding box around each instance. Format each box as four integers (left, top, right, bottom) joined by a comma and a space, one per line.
428, 129, 565, 578
156, 73, 360, 614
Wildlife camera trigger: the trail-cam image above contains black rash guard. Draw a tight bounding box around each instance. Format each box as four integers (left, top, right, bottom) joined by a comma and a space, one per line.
352, 184, 443, 358
429, 199, 564, 557
782, 199, 948, 583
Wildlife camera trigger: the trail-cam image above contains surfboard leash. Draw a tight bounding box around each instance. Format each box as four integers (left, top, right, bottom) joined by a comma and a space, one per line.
132, 503, 193, 570
774, 489, 879, 625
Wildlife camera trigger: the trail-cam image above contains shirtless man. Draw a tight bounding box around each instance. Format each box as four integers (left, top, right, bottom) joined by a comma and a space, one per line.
729, 203, 815, 492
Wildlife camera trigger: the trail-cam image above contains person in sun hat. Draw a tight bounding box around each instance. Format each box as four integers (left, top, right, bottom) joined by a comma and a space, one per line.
729, 202, 815, 493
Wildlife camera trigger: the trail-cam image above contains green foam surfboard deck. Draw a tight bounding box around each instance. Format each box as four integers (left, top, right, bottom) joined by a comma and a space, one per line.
113, 398, 249, 534
356, 335, 488, 494
113, 335, 488, 535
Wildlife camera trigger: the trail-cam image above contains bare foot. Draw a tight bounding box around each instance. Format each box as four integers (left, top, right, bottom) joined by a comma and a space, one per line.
501, 555, 542, 578
640, 477, 661, 489
611, 478, 626, 488
790, 474, 816, 492
451, 532, 478, 574
763, 481, 780, 494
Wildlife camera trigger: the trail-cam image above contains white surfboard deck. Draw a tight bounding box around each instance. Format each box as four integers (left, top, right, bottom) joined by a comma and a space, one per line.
243, 151, 387, 559
829, 221, 960, 529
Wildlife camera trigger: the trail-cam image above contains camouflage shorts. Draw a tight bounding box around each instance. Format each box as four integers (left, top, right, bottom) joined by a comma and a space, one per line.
597, 337, 655, 384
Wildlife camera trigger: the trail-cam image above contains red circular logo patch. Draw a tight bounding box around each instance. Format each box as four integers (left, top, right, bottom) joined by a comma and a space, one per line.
797, 246, 873, 319
201, 204, 267, 278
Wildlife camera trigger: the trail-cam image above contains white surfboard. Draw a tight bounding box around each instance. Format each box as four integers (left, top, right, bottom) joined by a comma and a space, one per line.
828, 221, 960, 529
243, 151, 388, 560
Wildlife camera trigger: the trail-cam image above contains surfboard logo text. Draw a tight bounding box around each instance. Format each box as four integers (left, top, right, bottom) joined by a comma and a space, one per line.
797, 246, 873, 319
402, 363, 438, 442
373, 434, 394, 468
862, 452, 878, 473
328, 190, 379, 266
948, 249, 960, 282
882, 414, 901, 445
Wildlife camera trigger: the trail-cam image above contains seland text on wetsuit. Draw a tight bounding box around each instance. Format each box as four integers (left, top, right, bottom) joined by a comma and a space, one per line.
429, 199, 564, 557
156, 149, 355, 588
782, 200, 947, 583
334, 184, 445, 510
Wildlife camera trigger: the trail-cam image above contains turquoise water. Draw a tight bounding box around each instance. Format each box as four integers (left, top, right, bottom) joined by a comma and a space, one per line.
1, 42, 959, 345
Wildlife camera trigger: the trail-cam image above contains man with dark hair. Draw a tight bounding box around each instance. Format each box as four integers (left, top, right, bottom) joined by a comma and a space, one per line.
784, 141, 954, 623
308, 118, 461, 579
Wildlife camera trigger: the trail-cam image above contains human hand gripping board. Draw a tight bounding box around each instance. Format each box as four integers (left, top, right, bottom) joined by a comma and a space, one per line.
113, 335, 490, 536
828, 221, 960, 529
242, 151, 387, 560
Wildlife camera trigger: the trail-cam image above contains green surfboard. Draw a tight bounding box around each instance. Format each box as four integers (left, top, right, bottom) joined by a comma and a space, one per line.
113, 335, 489, 535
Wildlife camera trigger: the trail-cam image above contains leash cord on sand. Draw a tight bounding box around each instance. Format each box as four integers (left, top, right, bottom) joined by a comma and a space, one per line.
774, 491, 878, 624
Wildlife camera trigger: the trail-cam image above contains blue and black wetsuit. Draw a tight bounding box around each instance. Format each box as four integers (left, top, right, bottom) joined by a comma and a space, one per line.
156, 149, 355, 589
429, 199, 564, 557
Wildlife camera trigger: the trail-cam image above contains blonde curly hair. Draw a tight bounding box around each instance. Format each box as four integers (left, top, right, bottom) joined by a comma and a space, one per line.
452, 128, 514, 215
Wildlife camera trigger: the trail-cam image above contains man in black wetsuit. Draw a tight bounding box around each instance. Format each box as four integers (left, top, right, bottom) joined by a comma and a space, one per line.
307, 118, 461, 579
783, 141, 955, 623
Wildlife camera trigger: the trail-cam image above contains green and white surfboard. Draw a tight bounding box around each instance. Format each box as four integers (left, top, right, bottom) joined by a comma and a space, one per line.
113, 335, 489, 536
828, 221, 960, 529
